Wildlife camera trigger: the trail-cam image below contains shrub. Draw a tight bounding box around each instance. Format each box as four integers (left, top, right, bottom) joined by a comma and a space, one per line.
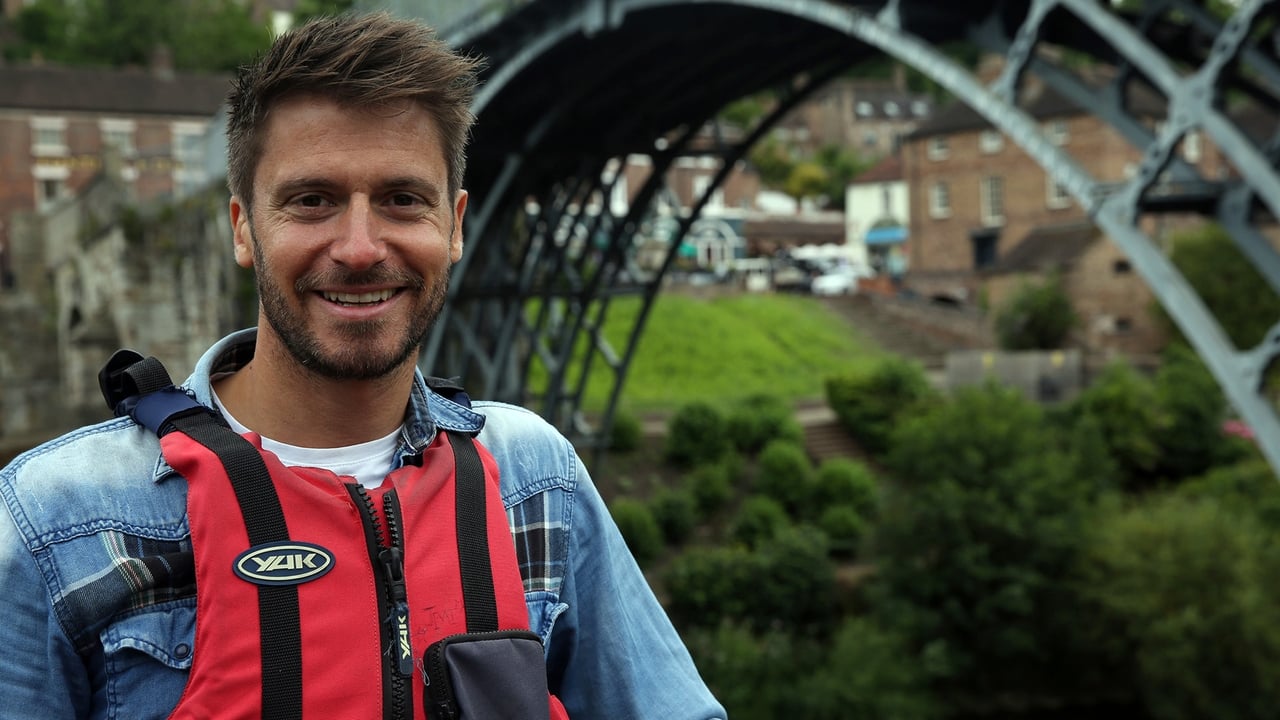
750, 525, 837, 632
1074, 492, 1280, 720
682, 622, 808, 720
649, 486, 698, 545
1152, 343, 1243, 480
1067, 360, 1166, 489
875, 383, 1093, 705
797, 617, 940, 720
726, 394, 804, 454
687, 460, 735, 519
730, 496, 790, 549
754, 439, 815, 516
813, 457, 879, 519
994, 275, 1076, 350
607, 409, 643, 453
817, 504, 866, 558
825, 357, 936, 456
664, 401, 732, 467
608, 498, 664, 568
663, 545, 755, 628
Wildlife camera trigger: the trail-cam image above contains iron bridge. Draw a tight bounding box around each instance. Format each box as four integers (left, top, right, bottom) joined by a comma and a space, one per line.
382, 0, 1280, 477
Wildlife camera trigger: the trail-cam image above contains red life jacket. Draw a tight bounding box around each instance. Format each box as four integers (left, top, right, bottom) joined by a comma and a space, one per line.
99, 351, 570, 720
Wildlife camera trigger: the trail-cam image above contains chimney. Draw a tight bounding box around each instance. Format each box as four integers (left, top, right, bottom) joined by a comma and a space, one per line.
150, 44, 174, 80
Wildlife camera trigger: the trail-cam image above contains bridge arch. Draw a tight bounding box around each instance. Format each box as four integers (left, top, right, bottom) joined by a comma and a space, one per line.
404, 0, 1280, 474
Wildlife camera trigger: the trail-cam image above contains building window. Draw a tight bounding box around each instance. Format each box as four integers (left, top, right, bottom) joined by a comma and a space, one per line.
981, 175, 1005, 226
99, 118, 136, 157
172, 122, 209, 198
1114, 317, 1133, 333
911, 100, 930, 117
31, 117, 68, 157
856, 100, 873, 117
1045, 120, 1069, 146
1113, 259, 1132, 274
885, 101, 900, 117
881, 184, 892, 214
979, 130, 1004, 154
929, 181, 951, 218
1046, 176, 1072, 209
927, 136, 949, 160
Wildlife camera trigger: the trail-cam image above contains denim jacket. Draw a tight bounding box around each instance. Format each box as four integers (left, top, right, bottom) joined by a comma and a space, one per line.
0, 329, 726, 720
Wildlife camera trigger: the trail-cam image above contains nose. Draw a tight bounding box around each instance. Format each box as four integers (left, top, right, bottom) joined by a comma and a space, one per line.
328, 195, 387, 269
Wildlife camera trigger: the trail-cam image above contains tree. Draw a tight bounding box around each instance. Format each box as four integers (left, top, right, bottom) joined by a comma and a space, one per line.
1165, 223, 1280, 349
994, 275, 1077, 350
7, 0, 270, 72
871, 383, 1094, 710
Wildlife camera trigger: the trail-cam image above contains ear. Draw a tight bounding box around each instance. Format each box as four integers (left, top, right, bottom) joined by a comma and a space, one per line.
229, 195, 254, 269
449, 189, 468, 264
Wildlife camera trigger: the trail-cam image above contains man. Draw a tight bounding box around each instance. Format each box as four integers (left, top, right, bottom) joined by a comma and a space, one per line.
0, 12, 725, 720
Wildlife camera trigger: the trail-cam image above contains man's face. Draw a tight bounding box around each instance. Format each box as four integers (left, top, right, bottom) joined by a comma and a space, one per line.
230, 94, 467, 380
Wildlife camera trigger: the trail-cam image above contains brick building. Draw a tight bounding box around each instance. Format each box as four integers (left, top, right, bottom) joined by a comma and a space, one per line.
0, 63, 230, 237
899, 65, 1228, 355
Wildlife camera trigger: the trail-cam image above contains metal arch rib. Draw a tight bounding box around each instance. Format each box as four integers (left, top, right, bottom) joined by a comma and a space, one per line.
821, 1, 1280, 476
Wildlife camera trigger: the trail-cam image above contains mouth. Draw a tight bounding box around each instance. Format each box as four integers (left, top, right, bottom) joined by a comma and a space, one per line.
321, 288, 398, 306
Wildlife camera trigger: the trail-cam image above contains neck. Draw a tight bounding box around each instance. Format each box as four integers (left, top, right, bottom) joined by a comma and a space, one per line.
214, 334, 415, 449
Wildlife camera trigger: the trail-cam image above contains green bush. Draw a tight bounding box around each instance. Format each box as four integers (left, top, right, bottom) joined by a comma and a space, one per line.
683, 622, 811, 720
1067, 360, 1166, 489
813, 457, 879, 519
649, 486, 698, 545
1074, 491, 1280, 720
725, 394, 804, 454
749, 525, 837, 633
754, 439, 815, 515
826, 357, 936, 456
817, 504, 866, 558
1153, 343, 1243, 480
1165, 222, 1280, 348
609, 498, 664, 568
663, 545, 755, 628
994, 275, 1077, 350
607, 409, 643, 453
797, 617, 940, 720
730, 496, 790, 549
874, 383, 1093, 706
665, 401, 732, 467
687, 460, 735, 518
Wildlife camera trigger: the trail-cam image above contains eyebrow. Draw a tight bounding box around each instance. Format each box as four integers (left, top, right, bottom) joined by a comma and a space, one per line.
270, 176, 445, 204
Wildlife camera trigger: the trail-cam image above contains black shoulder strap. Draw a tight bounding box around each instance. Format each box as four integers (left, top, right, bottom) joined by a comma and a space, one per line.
98, 349, 303, 720
447, 431, 500, 633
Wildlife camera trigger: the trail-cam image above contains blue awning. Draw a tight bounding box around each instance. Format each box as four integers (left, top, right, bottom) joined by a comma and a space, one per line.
865, 226, 907, 245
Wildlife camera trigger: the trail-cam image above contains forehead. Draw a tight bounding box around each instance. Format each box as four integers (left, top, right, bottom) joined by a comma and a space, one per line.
254, 93, 447, 186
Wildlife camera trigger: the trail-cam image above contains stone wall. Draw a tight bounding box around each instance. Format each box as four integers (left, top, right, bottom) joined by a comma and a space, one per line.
1, 170, 239, 461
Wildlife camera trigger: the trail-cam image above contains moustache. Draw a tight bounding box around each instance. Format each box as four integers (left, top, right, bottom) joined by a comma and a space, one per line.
295, 268, 427, 293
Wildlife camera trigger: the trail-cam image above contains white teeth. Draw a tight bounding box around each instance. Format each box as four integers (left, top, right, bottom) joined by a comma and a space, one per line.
322, 289, 394, 305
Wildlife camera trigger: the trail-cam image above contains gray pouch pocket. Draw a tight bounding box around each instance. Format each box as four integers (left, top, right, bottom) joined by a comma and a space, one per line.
423, 629, 551, 720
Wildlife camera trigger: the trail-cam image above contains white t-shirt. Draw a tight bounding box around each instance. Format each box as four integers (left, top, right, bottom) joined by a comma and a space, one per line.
212, 389, 401, 489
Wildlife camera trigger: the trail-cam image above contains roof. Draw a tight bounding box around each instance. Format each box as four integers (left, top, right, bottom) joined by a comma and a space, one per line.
989, 221, 1100, 274
853, 154, 903, 184
0, 63, 230, 117
905, 76, 1165, 141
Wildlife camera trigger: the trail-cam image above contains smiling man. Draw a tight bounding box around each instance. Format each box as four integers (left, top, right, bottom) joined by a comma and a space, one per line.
0, 12, 725, 720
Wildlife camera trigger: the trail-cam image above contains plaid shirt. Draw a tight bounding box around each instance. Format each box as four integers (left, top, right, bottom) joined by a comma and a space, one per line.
0, 329, 724, 720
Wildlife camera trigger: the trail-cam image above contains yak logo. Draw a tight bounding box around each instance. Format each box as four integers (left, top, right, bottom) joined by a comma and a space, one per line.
234, 542, 335, 586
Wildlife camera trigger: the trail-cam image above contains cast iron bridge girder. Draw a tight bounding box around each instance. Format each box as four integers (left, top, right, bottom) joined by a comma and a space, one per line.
413, 0, 1280, 476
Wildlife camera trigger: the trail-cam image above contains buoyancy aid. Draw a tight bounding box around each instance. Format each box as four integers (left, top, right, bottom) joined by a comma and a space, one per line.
99, 350, 570, 720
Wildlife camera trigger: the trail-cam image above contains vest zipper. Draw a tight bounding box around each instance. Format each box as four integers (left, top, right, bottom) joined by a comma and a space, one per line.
352, 485, 415, 720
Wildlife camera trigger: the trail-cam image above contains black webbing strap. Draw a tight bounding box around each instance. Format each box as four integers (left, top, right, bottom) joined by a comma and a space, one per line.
447, 431, 500, 633
167, 412, 303, 720
100, 352, 303, 720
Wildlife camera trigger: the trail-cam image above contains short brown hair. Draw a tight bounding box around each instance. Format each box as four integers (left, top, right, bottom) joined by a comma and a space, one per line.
225, 12, 481, 205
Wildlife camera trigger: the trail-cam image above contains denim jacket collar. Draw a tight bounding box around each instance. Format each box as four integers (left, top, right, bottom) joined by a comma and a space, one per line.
148, 327, 486, 484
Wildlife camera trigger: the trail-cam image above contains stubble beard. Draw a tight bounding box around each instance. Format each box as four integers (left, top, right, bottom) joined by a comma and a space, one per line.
252, 234, 450, 381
